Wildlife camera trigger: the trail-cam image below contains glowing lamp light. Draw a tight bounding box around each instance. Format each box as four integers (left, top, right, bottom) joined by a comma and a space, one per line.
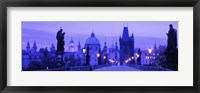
109, 59, 115, 63
46, 67, 48, 69
97, 54, 100, 57
104, 56, 106, 59
136, 54, 139, 57
131, 57, 134, 59
148, 48, 152, 54
146, 56, 150, 59
83, 49, 86, 53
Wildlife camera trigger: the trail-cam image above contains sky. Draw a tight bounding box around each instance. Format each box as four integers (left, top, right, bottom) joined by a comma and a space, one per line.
22, 21, 178, 51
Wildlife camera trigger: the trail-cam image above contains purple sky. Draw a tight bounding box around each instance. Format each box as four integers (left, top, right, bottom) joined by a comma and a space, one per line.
22, 21, 178, 51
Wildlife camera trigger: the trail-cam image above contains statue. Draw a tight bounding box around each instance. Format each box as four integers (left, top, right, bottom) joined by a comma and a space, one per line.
166, 24, 177, 50
56, 28, 65, 68
56, 28, 65, 55
98, 49, 102, 65
137, 48, 142, 65
85, 46, 90, 65
165, 24, 178, 70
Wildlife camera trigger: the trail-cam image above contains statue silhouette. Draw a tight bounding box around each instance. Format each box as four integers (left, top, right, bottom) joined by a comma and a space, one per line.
165, 24, 178, 70
56, 28, 65, 55
85, 46, 90, 65
166, 24, 177, 50
137, 48, 142, 65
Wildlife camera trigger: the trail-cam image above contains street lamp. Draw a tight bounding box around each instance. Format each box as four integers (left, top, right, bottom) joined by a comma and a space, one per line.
136, 53, 139, 58
148, 48, 152, 54
82, 48, 86, 53
148, 48, 153, 65
97, 53, 100, 57
104, 56, 106, 59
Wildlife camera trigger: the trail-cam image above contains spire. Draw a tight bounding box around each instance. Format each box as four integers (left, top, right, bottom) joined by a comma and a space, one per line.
26, 41, 30, 52
154, 42, 157, 52
26, 41, 30, 48
104, 37, 107, 45
33, 41, 37, 48
69, 37, 74, 43
78, 38, 81, 51
32, 41, 37, 52
131, 33, 134, 38
115, 41, 118, 50
69, 37, 75, 52
122, 26, 129, 39
103, 41, 107, 48
102, 37, 107, 52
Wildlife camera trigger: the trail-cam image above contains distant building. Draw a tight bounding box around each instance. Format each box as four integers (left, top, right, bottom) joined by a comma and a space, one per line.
119, 26, 134, 65
140, 43, 166, 66
31, 41, 37, 53
102, 41, 108, 55
101, 41, 108, 64
69, 37, 75, 52
64, 38, 85, 66
50, 43, 56, 53
50, 43, 56, 58
22, 41, 42, 69
84, 32, 101, 65
108, 42, 120, 64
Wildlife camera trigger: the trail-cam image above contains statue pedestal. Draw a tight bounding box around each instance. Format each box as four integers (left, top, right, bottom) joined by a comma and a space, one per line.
56, 52, 65, 68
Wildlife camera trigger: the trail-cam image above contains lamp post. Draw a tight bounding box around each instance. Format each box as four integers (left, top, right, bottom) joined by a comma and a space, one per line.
82, 48, 86, 53
148, 48, 152, 65
97, 53, 100, 57
97, 50, 102, 65
148, 48, 152, 54
85, 47, 90, 65
82, 48, 86, 65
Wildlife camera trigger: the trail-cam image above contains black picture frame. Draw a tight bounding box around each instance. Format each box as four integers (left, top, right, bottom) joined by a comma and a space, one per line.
0, 0, 199, 93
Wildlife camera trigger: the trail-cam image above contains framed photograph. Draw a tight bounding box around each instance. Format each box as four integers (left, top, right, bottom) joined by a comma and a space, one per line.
1, 0, 199, 93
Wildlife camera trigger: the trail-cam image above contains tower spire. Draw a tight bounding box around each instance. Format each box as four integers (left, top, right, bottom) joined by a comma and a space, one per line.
32, 41, 37, 52
102, 37, 107, 53
26, 41, 30, 52
69, 37, 75, 52
115, 38, 118, 50
122, 26, 129, 39
154, 41, 157, 52
78, 37, 81, 51
104, 37, 107, 45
